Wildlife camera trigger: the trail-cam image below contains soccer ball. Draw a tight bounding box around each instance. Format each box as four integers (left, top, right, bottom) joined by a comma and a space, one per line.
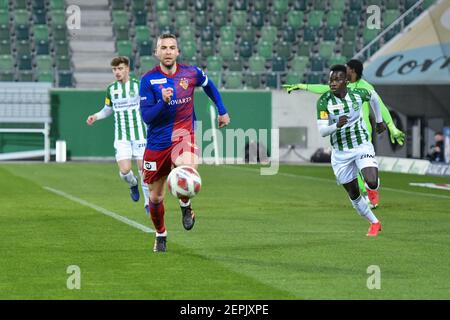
167, 166, 202, 199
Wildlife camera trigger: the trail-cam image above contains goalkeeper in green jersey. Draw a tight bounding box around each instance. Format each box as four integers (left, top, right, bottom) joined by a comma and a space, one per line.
283, 59, 406, 209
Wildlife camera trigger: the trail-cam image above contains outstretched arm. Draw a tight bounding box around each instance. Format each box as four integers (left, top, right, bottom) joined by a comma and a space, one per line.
86, 106, 113, 125
283, 83, 329, 94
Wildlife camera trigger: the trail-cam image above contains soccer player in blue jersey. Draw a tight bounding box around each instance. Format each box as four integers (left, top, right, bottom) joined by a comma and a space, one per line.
140, 33, 230, 252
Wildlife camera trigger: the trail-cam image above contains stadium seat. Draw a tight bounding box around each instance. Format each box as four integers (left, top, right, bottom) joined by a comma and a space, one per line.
343, 26, 357, 42
269, 11, 284, 28
293, 0, 307, 10
0, 39, 10, 54
311, 56, 325, 72
18, 70, 34, 81
318, 41, 335, 59
313, 0, 327, 10
0, 54, 14, 72
383, 10, 400, 27
234, 0, 247, 10
179, 25, 196, 43
112, 11, 130, 28
54, 40, 69, 56
201, 41, 215, 58
33, 10, 46, 25
240, 25, 255, 43
213, 11, 228, 28
181, 41, 197, 60
244, 72, 261, 89
302, 26, 316, 42
174, 10, 190, 28
156, 11, 171, 29
200, 25, 215, 42
33, 25, 49, 41
115, 25, 129, 41
0, 0, 7, 8
117, 40, 133, 57
18, 54, 32, 70
260, 26, 277, 43
322, 26, 337, 41
273, 0, 289, 13
250, 11, 264, 28
52, 24, 67, 41
50, 10, 66, 26
135, 26, 151, 44
219, 41, 235, 61
308, 10, 324, 29
220, 25, 236, 43
207, 56, 223, 72
14, 10, 30, 26
155, 0, 169, 11
282, 26, 296, 43
58, 71, 73, 87
248, 55, 265, 72
330, 0, 345, 11
15, 24, 30, 40
285, 71, 304, 84
363, 28, 380, 45
239, 41, 253, 58
326, 11, 342, 28
297, 41, 312, 57
253, 0, 267, 12
224, 72, 243, 89
290, 56, 308, 73
346, 10, 360, 27
349, 0, 362, 11
140, 56, 157, 71
287, 11, 304, 29
195, 11, 208, 28
133, 10, 147, 26
0, 24, 9, 41
15, 40, 31, 56
307, 72, 324, 83
264, 72, 278, 89
257, 41, 273, 60
37, 71, 54, 83
386, 0, 398, 10
138, 41, 153, 56
35, 40, 50, 55
341, 41, 355, 59
49, 0, 65, 10
112, 0, 126, 10
276, 41, 292, 60
36, 55, 53, 71
207, 71, 221, 87
214, 0, 228, 11
174, 0, 188, 10
15, 0, 29, 9
271, 56, 285, 72
194, 0, 207, 11
0, 9, 9, 25
228, 56, 243, 71
231, 11, 247, 28
327, 54, 347, 67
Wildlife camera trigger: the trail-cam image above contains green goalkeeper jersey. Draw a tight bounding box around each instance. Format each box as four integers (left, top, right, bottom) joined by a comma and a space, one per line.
105, 77, 146, 141
298, 79, 393, 138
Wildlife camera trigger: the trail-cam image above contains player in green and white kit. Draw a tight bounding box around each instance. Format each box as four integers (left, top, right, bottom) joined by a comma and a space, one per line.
283, 59, 405, 208
86, 56, 150, 214
315, 65, 385, 236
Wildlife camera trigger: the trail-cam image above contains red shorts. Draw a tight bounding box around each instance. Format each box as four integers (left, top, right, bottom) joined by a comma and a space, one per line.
142, 135, 199, 184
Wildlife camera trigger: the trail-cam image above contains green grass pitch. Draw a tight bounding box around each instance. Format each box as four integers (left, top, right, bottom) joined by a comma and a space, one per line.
0, 163, 449, 299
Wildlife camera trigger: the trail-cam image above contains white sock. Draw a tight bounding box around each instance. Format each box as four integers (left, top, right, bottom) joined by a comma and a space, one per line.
365, 178, 380, 191
139, 170, 149, 207
351, 196, 379, 224
179, 199, 191, 207
119, 170, 137, 187
156, 230, 167, 237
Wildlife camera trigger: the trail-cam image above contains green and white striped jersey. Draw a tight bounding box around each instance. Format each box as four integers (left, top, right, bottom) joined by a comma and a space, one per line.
105, 77, 146, 141
316, 88, 373, 151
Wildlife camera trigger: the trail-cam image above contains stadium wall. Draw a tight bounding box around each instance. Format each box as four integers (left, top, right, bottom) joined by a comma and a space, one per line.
1, 90, 271, 160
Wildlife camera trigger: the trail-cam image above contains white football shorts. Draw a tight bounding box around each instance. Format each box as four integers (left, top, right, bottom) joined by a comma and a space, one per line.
331, 142, 378, 185
114, 139, 146, 161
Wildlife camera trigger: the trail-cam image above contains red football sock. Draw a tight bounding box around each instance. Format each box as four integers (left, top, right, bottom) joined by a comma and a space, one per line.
149, 201, 165, 234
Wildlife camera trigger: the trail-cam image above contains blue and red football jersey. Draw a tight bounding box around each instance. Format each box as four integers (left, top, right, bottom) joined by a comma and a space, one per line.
139, 63, 209, 151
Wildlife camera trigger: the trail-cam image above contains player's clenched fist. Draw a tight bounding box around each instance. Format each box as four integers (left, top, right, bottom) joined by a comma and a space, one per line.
86, 114, 97, 125
162, 87, 174, 103
336, 115, 348, 128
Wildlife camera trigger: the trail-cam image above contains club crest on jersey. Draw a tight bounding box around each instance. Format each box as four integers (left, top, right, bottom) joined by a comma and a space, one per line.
179, 78, 189, 90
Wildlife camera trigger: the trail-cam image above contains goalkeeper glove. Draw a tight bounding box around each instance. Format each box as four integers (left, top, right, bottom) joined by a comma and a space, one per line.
387, 123, 406, 145
282, 83, 308, 94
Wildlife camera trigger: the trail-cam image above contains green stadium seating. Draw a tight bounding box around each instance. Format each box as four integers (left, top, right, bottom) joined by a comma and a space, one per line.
174, 0, 188, 11
228, 56, 243, 71
112, 11, 129, 28
276, 41, 292, 60
133, 10, 147, 26
326, 11, 342, 28
231, 11, 247, 28
0, 0, 7, 9
201, 41, 215, 58
0, 9, 9, 25
174, 10, 190, 28
313, 0, 327, 10
285, 71, 304, 85
15, 24, 30, 40
14, 10, 30, 26
307, 72, 324, 83
346, 10, 360, 26
0, 39, 10, 54
52, 24, 67, 41
224, 72, 243, 89
287, 11, 304, 29
16, 40, 31, 56
214, 0, 228, 11
138, 41, 152, 56
33, 0, 46, 10
248, 55, 265, 72
207, 56, 223, 72
112, 0, 126, 10
50, 10, 66, 26
260, 26, 277, 43
49, 0, 65, 10
156, 10, 171, 29
244, 72, 261, 89
308, 10, 324, 29
37, 71, 54, 83
117, 40, 133, 57
115, 25, 129, 41
290, 56, 308, 73
35, 39, 50, 55
200, 25, 214, 41
323, 26, 337, 41
384, 10, 400, 27
36, 55, 53, 71
343, 26, 357, 42
135, 26, 151, 44
349, 0, 362, 11
0, 54, 13, 71
18, 54, 32, 70
56, 55, 71, 71
240, 25, 255, 43
342, 41, 355, 58
253, 0, 267, 12
250, 11, 264, 28
179, 25, 196, 43
195, 11, 208, 28
220, 25, 236, 43
140, 56, 157, 71
207, 71, 221, 86
271, 56, 285, 72
58, 71, 73, 87
234, 0, 247, 11
181, 41, 197, 60
18, 70, 34, 81
293, 0, 307, 10
239, 41, 252, 58
213, 10, 228, 27
297, 41, 312, 57
264, 72, 278, 89
33, 25, 49, 41
194, 0, 207, 11
303, 26, 316, 42
363, 28, 380, 45
155, 0, 169, 11
270, 11, 284, 28
330, 0, 345, 11
311, 56, 325, 72
0, 24, 9, 40
14, 0, 28, 10
219, 41, 235, 61
257, 41, 273, 60
386, 0, 399, 10
318, 41, 335, 59
282, 26, 296, 43
327, 54, 347, 67
273, 0, 289, 13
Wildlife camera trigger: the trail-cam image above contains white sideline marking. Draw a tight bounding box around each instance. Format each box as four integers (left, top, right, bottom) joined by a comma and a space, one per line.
227, 166, 450, 200
43, 186, 154, 233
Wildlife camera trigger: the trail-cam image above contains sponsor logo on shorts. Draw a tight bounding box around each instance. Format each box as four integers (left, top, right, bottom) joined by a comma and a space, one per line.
144, 161, 157, 171
361, 154, 375, 159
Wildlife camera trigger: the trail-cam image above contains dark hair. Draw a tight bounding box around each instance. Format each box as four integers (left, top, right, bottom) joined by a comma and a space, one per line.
346, 59, 363, 79
330, 64, 347, 74
110, 56, 129, 67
